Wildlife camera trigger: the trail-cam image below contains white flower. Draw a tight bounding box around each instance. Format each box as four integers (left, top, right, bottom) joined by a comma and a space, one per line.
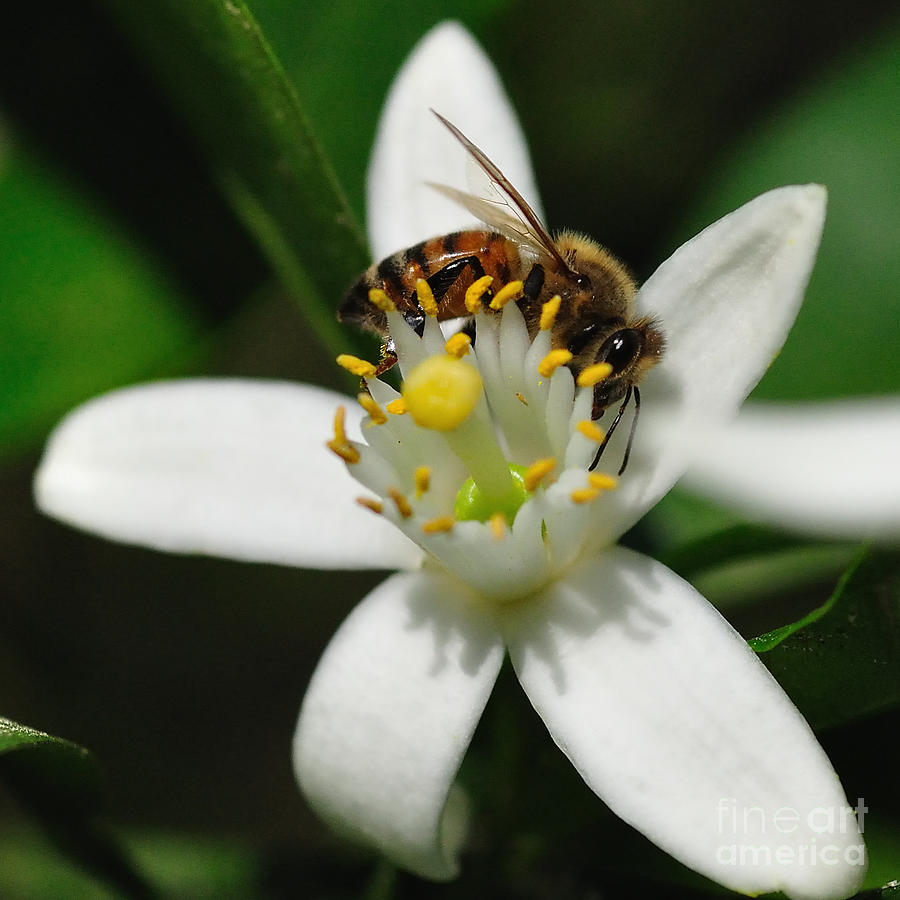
682, 396, 900, 539
34, 20, 872, 900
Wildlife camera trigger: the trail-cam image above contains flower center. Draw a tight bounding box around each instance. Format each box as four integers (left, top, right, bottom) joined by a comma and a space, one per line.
329, 286, 622, 599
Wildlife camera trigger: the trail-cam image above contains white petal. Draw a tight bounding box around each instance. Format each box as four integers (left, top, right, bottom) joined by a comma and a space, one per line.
599, 186, 828, 541
35, 379, 422, 570
367, 21, 542, 260
294, 570, 504, 879
683, 397, 900, 539
504, 547, 865, 900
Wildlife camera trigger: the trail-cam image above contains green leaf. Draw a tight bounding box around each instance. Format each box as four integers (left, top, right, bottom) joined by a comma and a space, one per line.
0, 717, 153, 897
0, 717, 101, 815
669, 14, 900, 400
248, 0, 513, 224
0, 136, 196, 458
752, 549, 900, 729
103, 0, 371, 360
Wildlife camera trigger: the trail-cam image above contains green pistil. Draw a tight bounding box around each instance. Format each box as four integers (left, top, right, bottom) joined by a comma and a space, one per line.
454, 464, 530, 524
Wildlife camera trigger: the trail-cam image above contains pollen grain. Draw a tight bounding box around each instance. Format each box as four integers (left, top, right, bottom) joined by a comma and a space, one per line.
357, 392, 387, 425
367, 288, 396, 313
337, 354, 377, 378
414, 466, 432, 498
577, 420, 606, 443
524, 457, 557, 492
489, 279, 523, 310
423, 515, 455, 534
387, 487, 413, 519
538, 349, 573, 378
577, 362, 614, 388
464, 275, 494, 314
539, 295, 562, 331
415, 279, 438, 317
444, 332, 472, 358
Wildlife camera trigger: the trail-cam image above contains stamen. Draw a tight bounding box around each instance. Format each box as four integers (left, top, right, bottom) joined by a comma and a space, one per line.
387, 487, 413, 519
332, 406, 350, 444
570, 487, 599, 504
588, 472, 618, 491
422, 515, 455, 534
337, 354, 377, 378
326, 406, 360, 464
464, 275, 493, 313
367, 288, 396, 313
414, 466, 431, 498
523, 457, 556, 492
444, 332, 472, 358
402, 355, 482, 432
577, 420, 606, 443
327, 441, 360, 464
415, 279, 438, 317
577, 362, 614, 388
515, 392, 528, 406
538, 349, 573, 378
540, 295, 562, 331
386, 397, 407, 415
489, 279, 523, 310
489, 512, 506, 540
357, 392, 387, 425
356, 496, 383, 515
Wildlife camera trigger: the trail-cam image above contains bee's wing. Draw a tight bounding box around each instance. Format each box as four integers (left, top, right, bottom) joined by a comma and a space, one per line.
427, 181, 544, 255
431, 111, 574, 274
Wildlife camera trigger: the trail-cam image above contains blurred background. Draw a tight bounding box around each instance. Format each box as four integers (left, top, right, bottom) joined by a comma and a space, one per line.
1, 0, 898, 896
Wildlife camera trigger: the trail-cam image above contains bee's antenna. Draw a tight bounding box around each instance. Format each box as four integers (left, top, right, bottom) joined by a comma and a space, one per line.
588, 385, 633, 474
617, 386, 640, 476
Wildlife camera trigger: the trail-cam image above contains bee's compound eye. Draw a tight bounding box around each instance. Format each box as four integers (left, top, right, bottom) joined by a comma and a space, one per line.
598, 329, 642, 375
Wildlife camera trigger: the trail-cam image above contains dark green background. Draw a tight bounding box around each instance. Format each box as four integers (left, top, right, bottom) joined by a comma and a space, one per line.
1, 0, 898, 895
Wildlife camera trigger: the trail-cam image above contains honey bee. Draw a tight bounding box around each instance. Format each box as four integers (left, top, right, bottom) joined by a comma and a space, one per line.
340, 112, 664, 472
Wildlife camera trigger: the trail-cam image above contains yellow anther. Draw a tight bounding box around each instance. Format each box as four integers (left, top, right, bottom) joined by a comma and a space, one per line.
357, 392, 387, 425
414, 466, 431, 498
327, 441, 360, 464
356, 496, 383, 515
577, 362, 614, 388
367, 287, 396, 313
402, 355, 482, 431
415, 279, 438, 317
540, 295, 562, 331
422, 515, 455, 534
489, 279, 524, 310
523, 457, 557, 492
337, 353, 377, 378
444, 332, 472, 358
386, 397, 407, 415
538, 349, 573, 378
588, 472, 618, 491
489, 512, 507, 540
464, 275, 494, 313
387, 487, 413, 519
577, 420, 606, 443
332, 406, 349, 444
515, 392, 528, 406
571, 487, 600, 504
326, 405, 360, 464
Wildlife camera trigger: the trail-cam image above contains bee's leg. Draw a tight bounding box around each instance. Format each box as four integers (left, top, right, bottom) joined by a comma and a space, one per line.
588, 384, 632, 473
374, 339, 398, 376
